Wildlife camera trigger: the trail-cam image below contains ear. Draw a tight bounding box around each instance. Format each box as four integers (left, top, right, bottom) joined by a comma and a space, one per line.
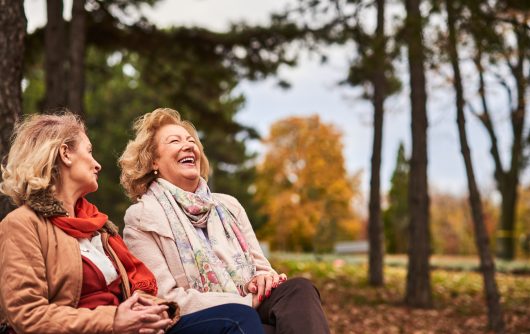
59, 143, 72, 166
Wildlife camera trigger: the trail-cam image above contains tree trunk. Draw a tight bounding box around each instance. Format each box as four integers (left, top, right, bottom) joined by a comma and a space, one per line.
368, 0, 386, 287
496, 26, 527, 260
44, 0, 67, 110
472, 24, 527, 261
404, 0, 432, 308
446, 0, 505, 331
497, 184, 517, 259
0, 0, 26, 219
68, 0, 86, 117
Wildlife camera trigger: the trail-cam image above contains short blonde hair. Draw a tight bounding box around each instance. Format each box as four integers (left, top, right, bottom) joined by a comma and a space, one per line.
119, 108, 209, 201
0, 112, 86, 206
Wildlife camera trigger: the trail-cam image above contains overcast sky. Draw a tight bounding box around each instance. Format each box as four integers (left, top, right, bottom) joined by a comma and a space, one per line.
25, 0, 523, 200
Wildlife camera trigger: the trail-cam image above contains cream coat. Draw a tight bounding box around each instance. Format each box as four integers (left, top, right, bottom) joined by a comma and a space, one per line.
124, 191, 276, 315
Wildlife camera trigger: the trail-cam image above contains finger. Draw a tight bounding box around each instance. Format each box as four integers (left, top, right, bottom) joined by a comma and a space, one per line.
139, 328, 167, 334
256, 275, 266, 302
139, 329, 158, 334
279, 273, 288, 283
144, 304, 169, 315
246, 280, 258, 294
140, 313, 162, 323
121, 293, 139, 309
137, 295, 157, 307
252, 293, 261, 309
264, 275, 273, 298
271, 273, 280, 289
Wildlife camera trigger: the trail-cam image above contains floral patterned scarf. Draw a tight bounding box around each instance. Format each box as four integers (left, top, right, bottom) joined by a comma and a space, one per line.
149, 178, 255, 295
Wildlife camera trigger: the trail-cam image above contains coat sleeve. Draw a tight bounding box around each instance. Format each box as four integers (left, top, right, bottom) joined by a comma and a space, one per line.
220, 194, 278, 277
123, 220, 252, 316
0, 214, 116, 334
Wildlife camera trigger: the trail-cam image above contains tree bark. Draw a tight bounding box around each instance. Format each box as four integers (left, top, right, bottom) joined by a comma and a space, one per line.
368, 0, 386, 287
496, 26, 527, 260
404, 0, 432, 308
44, 0, 67, 110
446, 0, 505, 331
0, 0, 26, 219
68, 0, 86, 117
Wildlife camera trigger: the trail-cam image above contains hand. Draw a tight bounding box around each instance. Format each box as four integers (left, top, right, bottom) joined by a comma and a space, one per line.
113, 294, 172, 334
245, 273, 288, 306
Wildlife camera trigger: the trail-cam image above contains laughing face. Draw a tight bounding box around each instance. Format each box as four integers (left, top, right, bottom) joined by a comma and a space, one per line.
152, 124, 202, 192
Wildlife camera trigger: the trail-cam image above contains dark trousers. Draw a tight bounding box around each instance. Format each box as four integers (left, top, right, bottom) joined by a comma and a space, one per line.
256, 277, 330, 334
168, 303, 264, 334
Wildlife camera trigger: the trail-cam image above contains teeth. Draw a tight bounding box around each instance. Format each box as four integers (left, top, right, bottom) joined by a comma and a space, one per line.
179, 157, 195, 164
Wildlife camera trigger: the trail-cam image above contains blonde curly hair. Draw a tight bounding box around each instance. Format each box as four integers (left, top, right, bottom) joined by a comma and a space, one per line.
119, 108, 209, 201
0, 112, 86, 206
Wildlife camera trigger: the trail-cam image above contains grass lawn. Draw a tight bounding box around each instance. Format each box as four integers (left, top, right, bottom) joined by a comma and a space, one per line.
270, 253, 530, 334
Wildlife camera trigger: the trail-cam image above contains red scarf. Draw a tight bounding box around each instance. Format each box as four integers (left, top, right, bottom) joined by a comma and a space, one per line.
50, 198, 158, 296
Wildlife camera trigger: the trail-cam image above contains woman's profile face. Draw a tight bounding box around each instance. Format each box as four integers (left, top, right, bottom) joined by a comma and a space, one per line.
152, 124, 201, 192
67, 132, 101, 196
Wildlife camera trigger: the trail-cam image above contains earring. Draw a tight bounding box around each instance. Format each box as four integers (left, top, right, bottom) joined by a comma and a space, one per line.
154, 170, 158, 175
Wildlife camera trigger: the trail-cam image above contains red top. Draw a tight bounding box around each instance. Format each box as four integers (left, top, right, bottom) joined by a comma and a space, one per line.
78, 256, 123, 309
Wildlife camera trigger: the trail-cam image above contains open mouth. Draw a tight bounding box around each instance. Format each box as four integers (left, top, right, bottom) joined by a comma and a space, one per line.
178, 156, 196, 165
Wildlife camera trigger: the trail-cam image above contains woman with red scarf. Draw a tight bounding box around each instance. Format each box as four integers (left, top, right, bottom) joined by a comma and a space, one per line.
0, 112, 263, 334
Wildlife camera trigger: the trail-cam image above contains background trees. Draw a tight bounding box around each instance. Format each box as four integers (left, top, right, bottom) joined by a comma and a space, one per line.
255, 115, 361, 252
0, 0, 26, 220
383, 143, 409, 254
20, 0, 306, 225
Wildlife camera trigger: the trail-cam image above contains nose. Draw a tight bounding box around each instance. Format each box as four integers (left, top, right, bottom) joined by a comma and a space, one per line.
182, 143, 193, 151
95, 160, 102, 172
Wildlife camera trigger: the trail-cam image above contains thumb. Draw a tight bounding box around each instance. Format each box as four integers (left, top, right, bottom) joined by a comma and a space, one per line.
248, 281, 257, 293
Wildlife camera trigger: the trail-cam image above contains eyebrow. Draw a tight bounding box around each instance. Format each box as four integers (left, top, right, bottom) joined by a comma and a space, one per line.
165, 134, 194, 142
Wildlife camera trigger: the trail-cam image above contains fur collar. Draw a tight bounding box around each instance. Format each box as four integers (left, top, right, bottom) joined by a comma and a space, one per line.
26, 188, 119, 236
27, 188, 68, 218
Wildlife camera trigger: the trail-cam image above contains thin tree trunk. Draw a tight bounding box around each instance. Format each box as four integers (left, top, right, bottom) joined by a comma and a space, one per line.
68, 0, 86, 117
446, 0, 504, 331
404, 0, 432, 308
472, 25, 527, 260
44, 0, 67, 110
368, 0, 386, 286
496, 26, 527, 260
0, 0, 26, 219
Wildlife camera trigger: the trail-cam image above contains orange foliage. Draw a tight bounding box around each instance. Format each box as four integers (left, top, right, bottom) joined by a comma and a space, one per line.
255, 115, 362, 251
430, 191, 499, 255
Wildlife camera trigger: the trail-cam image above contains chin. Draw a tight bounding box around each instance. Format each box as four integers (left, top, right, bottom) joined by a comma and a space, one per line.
86, 183, 99, 194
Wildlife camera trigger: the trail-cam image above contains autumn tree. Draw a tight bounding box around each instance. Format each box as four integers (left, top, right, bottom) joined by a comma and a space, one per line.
383, 142, 409, 254
0, 0, 26, 219
255, 115, 360, 252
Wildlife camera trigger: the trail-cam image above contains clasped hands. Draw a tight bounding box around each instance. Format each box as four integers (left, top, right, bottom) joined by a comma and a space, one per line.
245, 272, 288, 308
114, 293, 172, 334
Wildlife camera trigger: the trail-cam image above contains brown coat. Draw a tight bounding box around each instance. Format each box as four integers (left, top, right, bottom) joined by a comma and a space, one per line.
0, 204, 118, 333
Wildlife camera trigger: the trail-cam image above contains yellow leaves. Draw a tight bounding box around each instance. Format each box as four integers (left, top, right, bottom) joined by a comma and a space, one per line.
255, 115, 361, 251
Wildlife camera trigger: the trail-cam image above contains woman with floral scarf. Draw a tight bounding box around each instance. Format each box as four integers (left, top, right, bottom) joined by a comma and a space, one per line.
119, 108, 330, 334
